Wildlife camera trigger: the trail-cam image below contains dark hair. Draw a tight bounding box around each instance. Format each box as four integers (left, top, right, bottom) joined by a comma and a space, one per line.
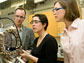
54, 0, 80, 22
33, 14, 48, 30
15, 7, 26, 15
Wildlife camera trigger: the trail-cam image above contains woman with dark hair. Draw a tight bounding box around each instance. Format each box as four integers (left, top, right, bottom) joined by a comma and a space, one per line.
53, 0, 84, 63
20, 14, 58, 63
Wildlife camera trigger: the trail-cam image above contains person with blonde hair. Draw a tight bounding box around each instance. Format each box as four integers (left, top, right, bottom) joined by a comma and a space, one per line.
53, 0, 84, 63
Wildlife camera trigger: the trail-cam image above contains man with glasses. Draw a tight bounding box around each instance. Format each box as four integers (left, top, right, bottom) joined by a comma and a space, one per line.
14, 7, 35, 62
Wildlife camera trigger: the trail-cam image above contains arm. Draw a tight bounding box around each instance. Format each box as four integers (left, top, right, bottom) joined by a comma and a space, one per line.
20, 50, 38, 63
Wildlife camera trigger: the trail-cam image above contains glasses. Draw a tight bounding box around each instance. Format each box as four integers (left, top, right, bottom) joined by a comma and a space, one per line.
30, 20, 41, 24
52, 7, 63, 12
15, 15, 25, 19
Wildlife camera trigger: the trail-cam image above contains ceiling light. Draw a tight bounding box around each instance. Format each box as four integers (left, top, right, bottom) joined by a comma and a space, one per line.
11, 0, 26, 7
34, 0, 45, 3
0, 0, 7, 3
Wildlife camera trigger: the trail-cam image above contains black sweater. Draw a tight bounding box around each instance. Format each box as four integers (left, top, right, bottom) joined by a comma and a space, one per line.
31, 34, 58, 63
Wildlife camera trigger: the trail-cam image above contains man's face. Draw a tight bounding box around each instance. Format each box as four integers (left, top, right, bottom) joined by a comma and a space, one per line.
14, 9, 26, 26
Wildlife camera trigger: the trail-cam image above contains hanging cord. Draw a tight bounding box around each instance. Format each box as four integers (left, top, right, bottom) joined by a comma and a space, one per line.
0, 17, 22, 51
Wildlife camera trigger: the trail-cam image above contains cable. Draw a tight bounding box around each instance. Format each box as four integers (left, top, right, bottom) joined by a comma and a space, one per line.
0, 17, 22, 51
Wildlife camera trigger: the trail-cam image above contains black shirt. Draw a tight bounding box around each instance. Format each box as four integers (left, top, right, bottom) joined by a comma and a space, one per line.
31, 34, 58, 63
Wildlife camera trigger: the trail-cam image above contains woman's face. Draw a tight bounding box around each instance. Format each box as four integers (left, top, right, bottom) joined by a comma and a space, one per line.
53, 2, 66, 22
31, 16, 45, 33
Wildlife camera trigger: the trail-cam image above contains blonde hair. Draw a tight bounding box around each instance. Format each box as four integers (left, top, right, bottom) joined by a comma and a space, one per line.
54, 0, 80, 22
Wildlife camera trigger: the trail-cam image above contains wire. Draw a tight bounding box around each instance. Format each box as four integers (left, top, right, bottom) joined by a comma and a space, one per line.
0, 17, 22, 51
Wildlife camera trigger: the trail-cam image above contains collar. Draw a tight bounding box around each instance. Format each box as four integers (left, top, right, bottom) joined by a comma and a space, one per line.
19, 25, 23, 31
63, 18, 80, 33
70, 18, 80, 29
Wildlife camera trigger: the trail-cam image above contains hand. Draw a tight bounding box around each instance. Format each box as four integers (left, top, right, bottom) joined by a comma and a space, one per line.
21, 57, 27, 62
20, 50, 31, 58
20, 50, 38, 63
26, 50, 32, 54
17, 49, 23, 56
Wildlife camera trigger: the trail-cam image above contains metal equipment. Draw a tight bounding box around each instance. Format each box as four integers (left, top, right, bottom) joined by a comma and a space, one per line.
0, 17, 24, 63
